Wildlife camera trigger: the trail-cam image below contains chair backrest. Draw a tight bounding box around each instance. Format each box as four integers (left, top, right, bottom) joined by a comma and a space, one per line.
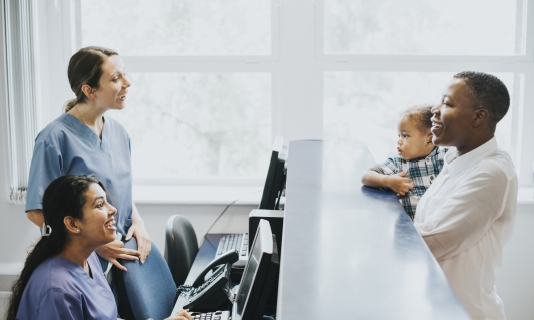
164, 215, 199, 287
119, 238, 177, 320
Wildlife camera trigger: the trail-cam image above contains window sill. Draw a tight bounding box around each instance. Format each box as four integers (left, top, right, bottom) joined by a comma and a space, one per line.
132, 185, 264, 206
132, 186, 534, 206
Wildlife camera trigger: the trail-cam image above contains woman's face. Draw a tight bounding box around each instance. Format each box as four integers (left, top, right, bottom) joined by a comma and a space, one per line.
78, 183, 117, 245
93, 55, 130, 110
431, 78, 477, 150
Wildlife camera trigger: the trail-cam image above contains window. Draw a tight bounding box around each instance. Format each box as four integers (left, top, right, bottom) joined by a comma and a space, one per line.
77, 0, 276, 183
324, 72, 520, 170
323, 0, 524, 56
37, 0, 534, 188
80, 0, 271, 56
107, 72, 271, 180
318, 0, 533, 186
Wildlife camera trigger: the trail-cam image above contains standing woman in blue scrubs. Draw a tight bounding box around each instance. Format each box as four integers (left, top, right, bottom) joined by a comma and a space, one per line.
7, 175, 192, 320
25, 46, 150, 271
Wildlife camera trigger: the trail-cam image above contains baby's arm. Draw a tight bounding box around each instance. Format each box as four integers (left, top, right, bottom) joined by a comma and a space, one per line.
361, 170, 414, 196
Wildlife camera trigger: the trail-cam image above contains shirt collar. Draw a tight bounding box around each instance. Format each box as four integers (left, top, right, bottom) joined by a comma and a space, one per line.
445, 137, 498, 176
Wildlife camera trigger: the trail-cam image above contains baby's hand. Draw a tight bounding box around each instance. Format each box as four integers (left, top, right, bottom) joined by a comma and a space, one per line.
386, 170, 414, 196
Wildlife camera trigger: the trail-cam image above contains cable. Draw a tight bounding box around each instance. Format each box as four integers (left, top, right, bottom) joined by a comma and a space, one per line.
204, 189, 262, 237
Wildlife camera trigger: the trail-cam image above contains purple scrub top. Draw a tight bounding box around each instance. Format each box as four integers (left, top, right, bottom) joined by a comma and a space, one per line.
16, 252, 117, 320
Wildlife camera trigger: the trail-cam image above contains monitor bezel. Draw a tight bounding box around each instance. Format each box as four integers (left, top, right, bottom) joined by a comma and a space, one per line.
259, 136, 286, 210
233, 219, 277, 320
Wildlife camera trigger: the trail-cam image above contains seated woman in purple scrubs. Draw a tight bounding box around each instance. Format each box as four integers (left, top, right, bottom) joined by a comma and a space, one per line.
6, 175, 192, 320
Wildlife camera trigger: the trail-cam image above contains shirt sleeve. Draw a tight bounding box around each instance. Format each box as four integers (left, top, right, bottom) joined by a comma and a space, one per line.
25, 138, 63, 211
37, 289, 84, 319
414, 162, 511, 260
369, 156, 401, 175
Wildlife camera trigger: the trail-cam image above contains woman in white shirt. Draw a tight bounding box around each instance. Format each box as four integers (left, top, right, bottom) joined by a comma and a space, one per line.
414, 71, 518, 320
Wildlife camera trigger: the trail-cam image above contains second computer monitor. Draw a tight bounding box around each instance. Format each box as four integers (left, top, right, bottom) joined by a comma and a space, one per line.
233, 219, 279, 320
259, 136, 286, 210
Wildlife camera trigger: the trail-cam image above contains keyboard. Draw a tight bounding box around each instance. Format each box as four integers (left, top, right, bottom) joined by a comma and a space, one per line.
190, 310, 230, 320
216, 233, 248, 267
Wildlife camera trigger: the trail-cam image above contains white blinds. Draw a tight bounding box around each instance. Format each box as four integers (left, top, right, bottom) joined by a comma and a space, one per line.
3, 0, 39, 204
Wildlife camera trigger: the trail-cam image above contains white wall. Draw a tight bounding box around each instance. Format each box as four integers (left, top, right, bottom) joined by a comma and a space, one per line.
136, 203, 253, 254
496, 204, 534, 320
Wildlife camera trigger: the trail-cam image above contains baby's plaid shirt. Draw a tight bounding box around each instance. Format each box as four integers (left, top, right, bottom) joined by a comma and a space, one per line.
369, 146, 448, 220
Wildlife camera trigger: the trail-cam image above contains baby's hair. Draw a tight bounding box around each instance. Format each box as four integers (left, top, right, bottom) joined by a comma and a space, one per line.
400, 104, 434, 134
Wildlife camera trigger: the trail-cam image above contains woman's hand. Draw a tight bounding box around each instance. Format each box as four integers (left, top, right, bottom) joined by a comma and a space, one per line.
386, 170, 414, 196
125, 218, 151, 264
95, 240, 140, 271
128, 203, 152, 263
163, 309, 193, 320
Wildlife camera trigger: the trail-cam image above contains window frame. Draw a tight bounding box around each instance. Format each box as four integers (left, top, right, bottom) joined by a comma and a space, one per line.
39, 0, 534, 187
314, 0, 534, 187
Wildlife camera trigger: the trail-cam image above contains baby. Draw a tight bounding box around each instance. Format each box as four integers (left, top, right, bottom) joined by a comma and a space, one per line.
361, 105, 448, 220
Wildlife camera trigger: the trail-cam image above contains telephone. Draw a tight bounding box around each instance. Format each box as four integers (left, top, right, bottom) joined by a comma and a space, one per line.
175, 250, 239, 312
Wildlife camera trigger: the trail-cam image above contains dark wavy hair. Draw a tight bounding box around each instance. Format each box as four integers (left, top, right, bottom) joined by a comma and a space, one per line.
6, 175, 105, 320
453, 71, 510, 126
64, 46, 118, 112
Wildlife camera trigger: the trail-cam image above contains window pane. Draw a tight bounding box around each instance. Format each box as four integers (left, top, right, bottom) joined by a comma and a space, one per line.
324, 0, 522, 55
80, 0, 271, 56
108, 73, 271, 179
324, 72, 518, 168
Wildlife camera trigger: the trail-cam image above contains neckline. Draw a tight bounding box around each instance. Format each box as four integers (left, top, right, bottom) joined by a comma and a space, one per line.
54, 255, 94, 279
445, 137, 497, 176
64, 113, 108, 145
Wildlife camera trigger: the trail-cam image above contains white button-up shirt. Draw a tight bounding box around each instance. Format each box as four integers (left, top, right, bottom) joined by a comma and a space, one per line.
414, 137, 517, 320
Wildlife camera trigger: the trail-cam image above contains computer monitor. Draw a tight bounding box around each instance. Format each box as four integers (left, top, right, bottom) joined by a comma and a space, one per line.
259, 136, 286, 210
233, 219, 280, 320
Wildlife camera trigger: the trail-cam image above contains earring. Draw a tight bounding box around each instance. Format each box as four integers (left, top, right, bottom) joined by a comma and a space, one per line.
76, 229, 80, 233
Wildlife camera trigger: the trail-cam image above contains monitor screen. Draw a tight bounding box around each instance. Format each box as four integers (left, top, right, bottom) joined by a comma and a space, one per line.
233, 219, 279, 320
259, 136, 286, 210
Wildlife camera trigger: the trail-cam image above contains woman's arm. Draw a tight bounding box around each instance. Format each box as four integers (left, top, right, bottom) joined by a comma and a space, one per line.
125, 202, 152, 263
26, 140, 62, 226
26, 210, 44, 227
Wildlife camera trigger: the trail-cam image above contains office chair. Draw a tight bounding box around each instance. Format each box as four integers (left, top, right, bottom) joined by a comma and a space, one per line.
116, 237, 177, 320
164, 215, 199, 287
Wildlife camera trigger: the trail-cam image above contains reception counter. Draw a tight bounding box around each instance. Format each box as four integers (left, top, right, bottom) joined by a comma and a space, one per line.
276, 140, 471, 319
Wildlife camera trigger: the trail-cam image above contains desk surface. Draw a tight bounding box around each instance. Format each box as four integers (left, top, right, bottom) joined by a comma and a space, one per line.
276, 140, 470, 319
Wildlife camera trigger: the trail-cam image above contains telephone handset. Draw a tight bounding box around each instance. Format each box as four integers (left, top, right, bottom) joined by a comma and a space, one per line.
192, 250, 239, 287
178, 250, 239, 311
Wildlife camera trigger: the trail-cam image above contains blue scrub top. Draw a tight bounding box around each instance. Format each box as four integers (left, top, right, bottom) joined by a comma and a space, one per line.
26, 113, 133, 238
16, 252, 118, 320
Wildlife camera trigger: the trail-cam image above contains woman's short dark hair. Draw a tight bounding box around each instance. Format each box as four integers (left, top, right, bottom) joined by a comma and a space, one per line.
64, 46, 118, 112
453, 71, 510, 125
6, 175, 105, 320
